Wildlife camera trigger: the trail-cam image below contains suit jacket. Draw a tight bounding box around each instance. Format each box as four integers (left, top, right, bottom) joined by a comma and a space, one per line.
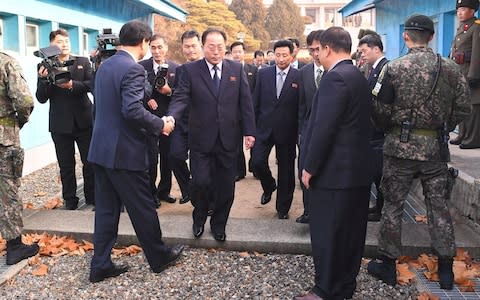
168, 58, 256, 153
36, 56, 93, 134
298, 63, 319, 133
88, 50, 166, 171
253, 66, 300, 145
301, 60, 372, 189
243, 63, 258, 94
368, 58, 388, 143
138, 58, 179, 117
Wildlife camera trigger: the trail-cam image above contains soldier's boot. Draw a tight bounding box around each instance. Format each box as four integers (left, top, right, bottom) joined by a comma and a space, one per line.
6, 236, 40, 265
438, 257, 454, 290
367, 255, 397, 286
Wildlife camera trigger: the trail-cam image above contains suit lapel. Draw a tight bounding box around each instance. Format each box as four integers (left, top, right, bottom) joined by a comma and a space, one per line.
278, 69, 294, 102
198, 59, 218, 98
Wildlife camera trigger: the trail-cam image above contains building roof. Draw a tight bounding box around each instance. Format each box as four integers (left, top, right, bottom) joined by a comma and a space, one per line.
339, 0, 384, 17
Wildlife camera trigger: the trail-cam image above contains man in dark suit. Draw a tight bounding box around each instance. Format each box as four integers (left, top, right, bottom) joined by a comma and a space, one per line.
88, 20, 183, 283
295, 27, 373, 300
288, 38, 306, 69
296, 30, 324, 224
358, 33, 388, 222
253, 50, 269, 69
168, 28, 256, 242
252, 39, 300, 220
139, 34, 178, 206
230, 41, 258, 180
36, 29, 94, 210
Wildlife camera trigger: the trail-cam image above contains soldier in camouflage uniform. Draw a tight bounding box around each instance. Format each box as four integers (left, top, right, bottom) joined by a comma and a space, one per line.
449, 0, 480, 149
366, 15, 471, 290
0, 51, 39, 265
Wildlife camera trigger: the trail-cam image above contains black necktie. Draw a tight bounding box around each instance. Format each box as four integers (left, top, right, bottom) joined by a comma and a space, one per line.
212, 65, 220, 93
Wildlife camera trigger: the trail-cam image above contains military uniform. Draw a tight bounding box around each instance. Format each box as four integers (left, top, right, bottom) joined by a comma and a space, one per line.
372, 47, 470, 258
450, 0, 480, 148
0, 52, 33, 240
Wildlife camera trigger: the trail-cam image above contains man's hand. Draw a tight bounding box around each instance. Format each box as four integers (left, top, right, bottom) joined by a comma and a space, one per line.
157, 83, 172, 96
38, 66, 48, 78
147, 99, 158, 110
301, 169, 312, 189
56, 80, 73, 90
161, 116, 175, 136
244, 136, 255, 150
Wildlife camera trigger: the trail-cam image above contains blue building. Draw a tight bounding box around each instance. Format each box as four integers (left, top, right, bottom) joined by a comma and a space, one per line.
0, 0, 186, 173
339, 0, 473, 59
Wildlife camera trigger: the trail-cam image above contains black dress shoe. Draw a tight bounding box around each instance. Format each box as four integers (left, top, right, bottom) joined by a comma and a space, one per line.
152, 244, 184, 273
89, 264, 129, 283
368, 212, 381, 222
157, 194, 176, 203
459, 143, 480, 149
213, 232, 226, 242
278, 212, 289, 219
260, 183, 277, 205
295, 214, 309, 224
179, 195, 190, 204
449, 138, 462, 145
64, 200, 78, 210
235, 175, 245, 182
207, 209, 214, 216
368, 206, 378, 213
192, 224, 204, 238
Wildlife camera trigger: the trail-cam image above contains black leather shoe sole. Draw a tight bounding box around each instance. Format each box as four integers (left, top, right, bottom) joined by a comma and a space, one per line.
193, 224, 204, 238
459, 144, 480, 149
295, 214, 309, 224
158, 194, 176, 203
278, 213, 289, 219
179, 195, 190, 204
449, 139, 462, 145
152, 244, 185, 273
89, 264, 129, 283
213, 232, 226, 242
368, 212, 381, 222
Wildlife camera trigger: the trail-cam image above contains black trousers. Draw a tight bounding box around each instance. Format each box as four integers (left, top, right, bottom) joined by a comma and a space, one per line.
90, 164, 171, 272
236, 135, 246, 178
308, 185, 370, 299
169, 125, 191, 198
252, 136, 296, 214
189, 138, 237, 234
147, 134, 173, 198
51, 128, 94, 204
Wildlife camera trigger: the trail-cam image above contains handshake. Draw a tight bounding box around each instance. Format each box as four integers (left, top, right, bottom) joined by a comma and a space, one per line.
161, 116, 175, 136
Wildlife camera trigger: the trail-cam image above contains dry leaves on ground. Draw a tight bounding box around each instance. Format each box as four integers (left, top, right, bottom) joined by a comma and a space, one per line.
42, 197, 63, 209
0, 237, 6, 256
415, 215, 428, 224
417, 292, 439, 300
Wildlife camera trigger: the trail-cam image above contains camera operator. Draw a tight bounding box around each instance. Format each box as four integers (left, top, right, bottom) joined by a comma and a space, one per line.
139, 34, 178, 207
35, 29, 94, 210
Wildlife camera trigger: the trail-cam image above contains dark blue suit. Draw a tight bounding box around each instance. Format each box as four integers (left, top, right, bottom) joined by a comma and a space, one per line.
88, 50, 171, 272
169, 58, 255, 234
252, 66, 300, 215
300, 60, 372, 299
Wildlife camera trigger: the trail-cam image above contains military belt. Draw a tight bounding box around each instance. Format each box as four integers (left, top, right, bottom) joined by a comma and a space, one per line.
0, 116, 16, 127
391, 127, 437, 137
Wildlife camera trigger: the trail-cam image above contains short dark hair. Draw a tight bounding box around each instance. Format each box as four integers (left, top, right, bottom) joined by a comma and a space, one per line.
405, 30, 432, 44
254, 50, 264, 58
230, 41, 245, 51
119, 20, 152, 46
151, 34, 167, 44
273, 39, 294, 53
267, 50, 274, 55
287, 37, 300, 48
201, 28, 227, 45
49, 29, 69, 42
180, 30, 200, 43
225, 50, 231, 55
306, 30, 318, 46
358, 34, 383, 52
319, 27, 351, 54
311, 30, 324, 43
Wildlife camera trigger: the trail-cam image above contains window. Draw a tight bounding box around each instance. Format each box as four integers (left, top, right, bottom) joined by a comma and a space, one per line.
305, 8, 317, 24
324, 8, 336, 27
26, 23, 39, 56
82, 32, 89, 57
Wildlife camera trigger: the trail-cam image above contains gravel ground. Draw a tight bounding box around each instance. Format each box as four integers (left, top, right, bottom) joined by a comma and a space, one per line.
2, 156, 419, 299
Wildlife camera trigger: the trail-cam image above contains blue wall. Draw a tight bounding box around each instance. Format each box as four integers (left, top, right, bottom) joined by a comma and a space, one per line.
374, 0, 458, 59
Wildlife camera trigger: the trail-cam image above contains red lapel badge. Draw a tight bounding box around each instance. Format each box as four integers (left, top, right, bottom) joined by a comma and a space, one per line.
291, 83, 298, 88
230, 76, 237, 81
463, 23, 469, 33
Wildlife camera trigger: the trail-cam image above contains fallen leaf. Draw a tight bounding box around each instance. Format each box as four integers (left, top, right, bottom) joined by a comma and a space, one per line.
208, 248, 217, 253
397, 263, 416, 285
81, 240, 94, 251
253, 251, 264, 257
33, 191, 47, 197
239, 251, 250, 258
43, 197, 63, 209
418, 254, 437, 272
454, 248, 471, 263
23, 202, 34, 209
31, 264, 48, 276
416, 292, 439, 300
28, 255, 41, 266
415, 215, 428, 224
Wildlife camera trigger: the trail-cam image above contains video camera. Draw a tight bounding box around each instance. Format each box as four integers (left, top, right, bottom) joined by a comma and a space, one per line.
154, 64, 169, 90
34, 45, 73, 85
91, 28, 120, 71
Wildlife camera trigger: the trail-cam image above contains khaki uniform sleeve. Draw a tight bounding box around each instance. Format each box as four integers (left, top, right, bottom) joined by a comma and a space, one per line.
469, 23, 480, 82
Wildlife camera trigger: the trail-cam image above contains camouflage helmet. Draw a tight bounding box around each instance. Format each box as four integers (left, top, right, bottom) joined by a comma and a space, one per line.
404, 14, 435, 34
